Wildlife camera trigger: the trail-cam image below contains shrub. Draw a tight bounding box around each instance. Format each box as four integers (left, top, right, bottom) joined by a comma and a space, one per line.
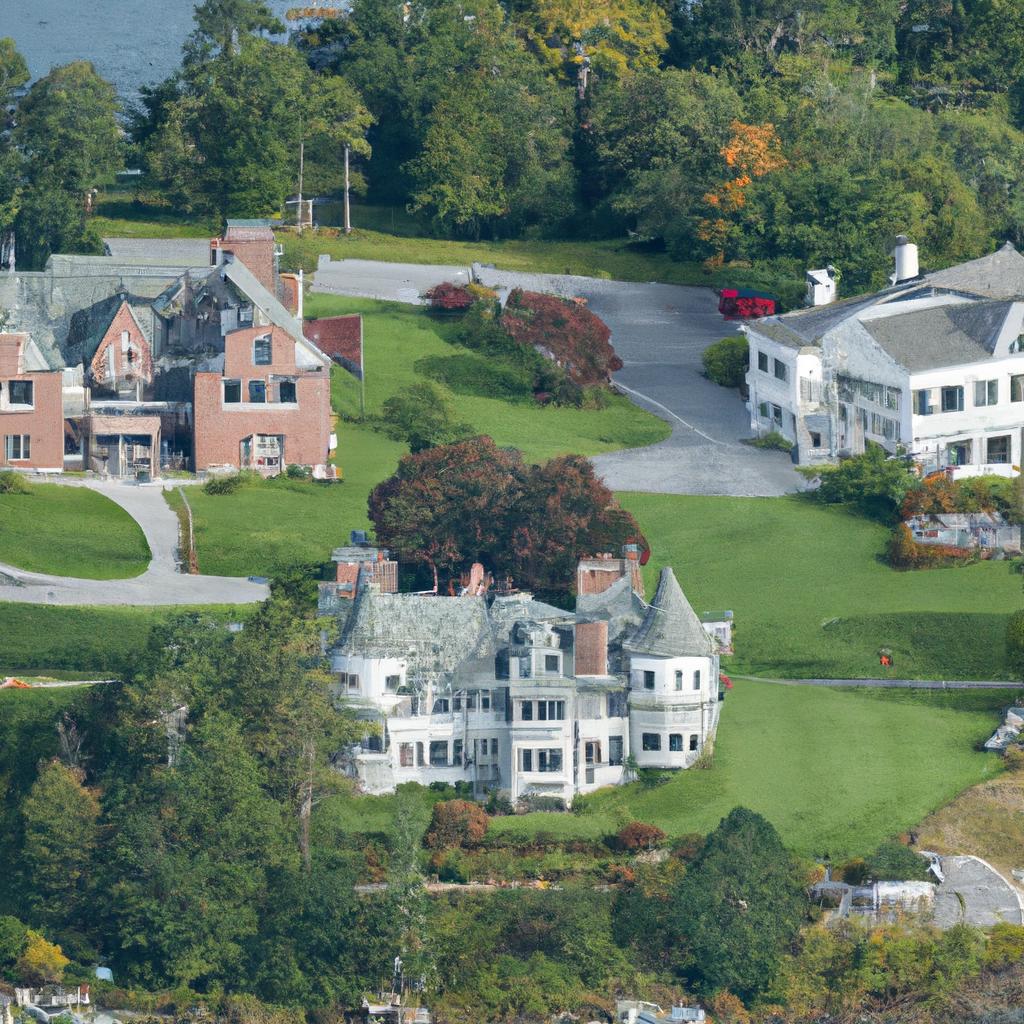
424, 799, 490, 849
984, 923, 1024, 969
284, 463, 311, 480
702, 335, 749, 387
484, 789, 514, 816
749, 431, 794, 452
887, 524, 975, 570
424, 282, 474, 312
1004, 745, 1024, 770
380, 380, 474, 451
866, 841, 930, 881
0, 470, 31, 494
202, 471, 259, 495
616, 821, 667, 852
815, 445, 917, 522
671, 834, 705, 863
517, 794, 567, 813
840, 857, 869, 884
414, 353, 535, 402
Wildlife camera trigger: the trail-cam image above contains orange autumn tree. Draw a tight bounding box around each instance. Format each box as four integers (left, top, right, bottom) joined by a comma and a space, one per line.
699, 120, 787, 266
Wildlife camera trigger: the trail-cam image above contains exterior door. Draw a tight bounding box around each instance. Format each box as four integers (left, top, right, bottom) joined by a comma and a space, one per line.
584, 741, 598, 785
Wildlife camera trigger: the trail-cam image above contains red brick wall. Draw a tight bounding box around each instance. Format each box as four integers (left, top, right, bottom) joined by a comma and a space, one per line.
0, 372, 65, 471
574, 620, 608, 676
90, 301, 153, 387
193, 326, 331, 471
213, 237, 276, 295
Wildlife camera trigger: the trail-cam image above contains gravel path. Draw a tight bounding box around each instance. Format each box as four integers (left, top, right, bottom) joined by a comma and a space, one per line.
0, 478, 268, 606
312, 258, 802, 496
934, 856, 1024, 927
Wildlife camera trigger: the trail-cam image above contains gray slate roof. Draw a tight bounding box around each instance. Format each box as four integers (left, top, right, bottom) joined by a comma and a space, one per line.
64, 292, 156, 366
336, 590, 496, 685
622, 568, 713, 658
103, 237, 213, 266
861, 300, 1015, 371
922, 242, 1024, 299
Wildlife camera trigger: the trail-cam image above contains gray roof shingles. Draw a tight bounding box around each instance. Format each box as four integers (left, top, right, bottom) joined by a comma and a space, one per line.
622, 568, 713, 658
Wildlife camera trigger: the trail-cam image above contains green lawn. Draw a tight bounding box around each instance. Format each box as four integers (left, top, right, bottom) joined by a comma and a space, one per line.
182, 299, 668, 577
0, 603, 251, 678
622, 493, 1024, 681
486, 679, 1008, 858
0, 484, 151, 579
91, 192, 217, 238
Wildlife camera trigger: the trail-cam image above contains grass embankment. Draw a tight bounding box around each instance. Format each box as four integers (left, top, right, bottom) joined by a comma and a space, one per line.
91, 192, 217, 239
622, 493, 1024, 681
0, 484, 151, 579
484, 680, 1009, 858
181, 298, 668, 577
0, 604, 251, 678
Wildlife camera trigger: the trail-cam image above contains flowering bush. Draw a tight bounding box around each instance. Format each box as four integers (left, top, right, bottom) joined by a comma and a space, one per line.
424, 282, 475, 312
616, 821, 667, 851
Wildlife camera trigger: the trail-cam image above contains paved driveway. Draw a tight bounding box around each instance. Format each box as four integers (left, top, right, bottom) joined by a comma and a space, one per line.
933, 855, 1024, 928
0, 479, 269, 606
312, 259, 801, 496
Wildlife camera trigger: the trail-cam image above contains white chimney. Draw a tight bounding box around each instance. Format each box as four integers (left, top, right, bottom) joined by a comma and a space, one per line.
805, 265, 837, 306
892, 235, 919, 284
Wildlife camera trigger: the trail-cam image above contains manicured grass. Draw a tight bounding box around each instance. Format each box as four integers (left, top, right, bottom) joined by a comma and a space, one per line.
0, 484, 151, 579
91, 192, 217, 238
620, 493, 1024, 681
284, 227, 803, 303
0, 603, 251, 678
183, 300, 668, 577
486, 679, 1005, 857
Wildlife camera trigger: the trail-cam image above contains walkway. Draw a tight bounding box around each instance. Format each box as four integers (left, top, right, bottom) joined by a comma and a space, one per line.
0, 478, 268, 606
312, 258, 802, 497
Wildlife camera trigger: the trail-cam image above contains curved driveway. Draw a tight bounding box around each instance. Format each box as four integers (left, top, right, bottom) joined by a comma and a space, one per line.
314, 258, 801, 496
0, 479, 269, 606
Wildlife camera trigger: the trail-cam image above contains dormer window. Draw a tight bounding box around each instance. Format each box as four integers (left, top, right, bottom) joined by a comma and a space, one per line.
253, 335, 272, 365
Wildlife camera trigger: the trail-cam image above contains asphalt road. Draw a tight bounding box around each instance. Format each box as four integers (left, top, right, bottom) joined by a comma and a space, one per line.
313, 258, 801, 496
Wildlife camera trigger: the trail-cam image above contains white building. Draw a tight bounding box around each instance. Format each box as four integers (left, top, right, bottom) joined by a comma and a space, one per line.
320, 545, 728, 805
745, 239, 1024, 476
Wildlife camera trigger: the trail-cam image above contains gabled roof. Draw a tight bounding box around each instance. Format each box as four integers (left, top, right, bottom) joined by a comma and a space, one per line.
65, 294, 155, 366
921, 242, 1024, 299
336, 590, 496, 685
219, 258, 330, 369
622, 568, 713, 658
861, 299, 1015, 372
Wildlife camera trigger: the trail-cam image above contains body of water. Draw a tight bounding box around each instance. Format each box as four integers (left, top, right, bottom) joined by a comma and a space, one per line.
2, 0, 299, 104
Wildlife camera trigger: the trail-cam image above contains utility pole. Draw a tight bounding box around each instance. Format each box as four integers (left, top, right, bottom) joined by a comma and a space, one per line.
344, 144, 352, 235
297, 137, 305, 229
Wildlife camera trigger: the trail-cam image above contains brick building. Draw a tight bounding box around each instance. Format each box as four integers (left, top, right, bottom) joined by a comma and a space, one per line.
0, 225, 334, 478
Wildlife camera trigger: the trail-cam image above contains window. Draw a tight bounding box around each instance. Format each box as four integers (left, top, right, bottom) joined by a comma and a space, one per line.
481, 690, 491, 711
521, 749, 533, 772
491, 740, 498, 760
773, 358, 788, 382
643, 670, 655, 690
1012, 375, 1024, 403
537, 700, 565, 721
544, 654, 560, 674
432, 697, 450, 714
399, 743, 414, 767
465, 692, 477, 710
538, 749, 562, 772
453, 695, 462, 711
223, 379, 241, 403
429, 741, 448, 766
248, 380, 267, 403
987, 435, 1011, 464
669, 734, 683, 752
8, 381, 33, 406
914, 389, 933, 415
521, 700, 533, 721
277, 379, 297, 403
479, 738, 488, 757
809, 431, 822, 448
453, 740, 463, 765
253, 335, 272, 365
757, 351, 768, 372
608, 736, 624, 766
975, 379, 998, 406
416, 742, 425, 767
642, 733, 662, 751
693, 669, 701, 690
947, 440, 971, 466
689, 735, 699, 751
771, 404, 783, 427
339, 672, 359, 691
674, 670, 683, 691
385, 674, 401, 692
4, 435, 30, 461
607, 692, 628, 718
941, 386, 964, 412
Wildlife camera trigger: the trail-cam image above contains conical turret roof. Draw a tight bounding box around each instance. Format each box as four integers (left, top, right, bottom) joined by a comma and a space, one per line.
622, 567, 713, 658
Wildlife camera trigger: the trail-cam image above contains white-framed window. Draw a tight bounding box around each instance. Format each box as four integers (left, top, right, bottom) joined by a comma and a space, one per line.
385, 674, 400, 692
453, 739, 463, 765
253, 335, 272, 365
1011, 374, 1024, 403
4, 434, 30, 460
693, 669, 701, 690
520, 700, 533, 721
248, 380, 267, 403
987, 435, 1011, 464
669, 734, 683, 752
481, 690, 491, 710
643, 670, 655, 690
399, 743, 414, 767
544, 653, 560, 674
914, 389, 933, 415
974, 379, 998, 406
537, 700, 565, 721
674, 669, 683, 691
429, 741, 448, 766
338, 671, 359, 691
941, 386, 964, 412
8, 381, 33, 407
608, 736, 624, 765
432, 697, 450, 714
537, 748, 562, 772
689, 734, 699, 751
757, 351, 768, 372
223, 379, 241, 403
642, 733, 661, 751
773, 358, 788, 382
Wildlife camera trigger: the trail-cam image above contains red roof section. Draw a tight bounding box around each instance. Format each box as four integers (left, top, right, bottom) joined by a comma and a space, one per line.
305, 315, 362, 368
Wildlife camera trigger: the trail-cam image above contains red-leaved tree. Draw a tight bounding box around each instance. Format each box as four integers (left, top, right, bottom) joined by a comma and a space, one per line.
367, 436, 646, 599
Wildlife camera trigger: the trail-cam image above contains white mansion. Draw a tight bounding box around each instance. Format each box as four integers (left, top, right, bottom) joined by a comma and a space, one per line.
319, 542, 730, 805
745, 237, 1024, 475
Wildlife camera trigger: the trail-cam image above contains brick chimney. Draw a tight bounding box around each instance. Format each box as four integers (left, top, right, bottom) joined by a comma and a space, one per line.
211, 223, 278, 295
575, 620, 608, 676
